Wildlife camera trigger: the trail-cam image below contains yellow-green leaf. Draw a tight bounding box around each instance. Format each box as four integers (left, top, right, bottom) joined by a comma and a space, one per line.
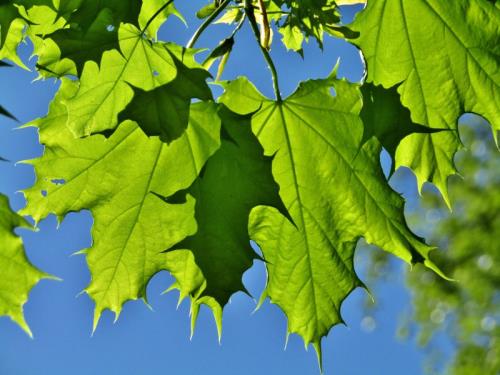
352, 0, 500, 203
0, 193, 52, 336
22, 79, 221, 329
221, 75, 440, 362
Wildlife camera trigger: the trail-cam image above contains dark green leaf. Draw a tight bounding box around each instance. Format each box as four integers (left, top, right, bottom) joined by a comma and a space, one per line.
360, 83, 443, 167
165, 106, 291, 306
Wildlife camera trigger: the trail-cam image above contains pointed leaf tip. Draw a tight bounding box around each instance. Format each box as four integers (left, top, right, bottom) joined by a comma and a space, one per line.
312, 341, 324, 375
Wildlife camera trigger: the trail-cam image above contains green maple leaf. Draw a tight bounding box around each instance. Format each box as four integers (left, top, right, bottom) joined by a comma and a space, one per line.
163, 106, 290, 318
37, 0, 142, 37
64, 23, 180, 137
1, 0, 78, 73
360, 83, 443, 173
220, 75, 442, 362
352, 0, 500, 203
30, 0, 143, 76
0, 193, 53, 336
21, 79, 221, 330
118, 45, 212, 144
395, 132, 463, 207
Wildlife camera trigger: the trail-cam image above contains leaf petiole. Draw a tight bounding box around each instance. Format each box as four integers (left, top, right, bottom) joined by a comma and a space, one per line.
244, 0, 282, 102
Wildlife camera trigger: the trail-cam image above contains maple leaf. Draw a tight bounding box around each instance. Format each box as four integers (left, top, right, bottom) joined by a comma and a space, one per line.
0, 193, 53, 336
21, 79, 221, 330
0, 0, 82, 72
352, 0, 500, 204
161, 106, 291, 333
220, 75, 442, 364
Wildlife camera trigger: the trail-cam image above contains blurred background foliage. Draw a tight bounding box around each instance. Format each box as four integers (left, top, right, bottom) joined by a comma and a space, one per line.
365, 116, 499, 375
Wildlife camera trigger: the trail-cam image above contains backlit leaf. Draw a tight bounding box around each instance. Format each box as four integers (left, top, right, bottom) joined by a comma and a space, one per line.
64, 23, 178, 137
221, 75, 440, 361
0, 193, 52, 336
22, 79, 221, 329
352, 0, 500, 202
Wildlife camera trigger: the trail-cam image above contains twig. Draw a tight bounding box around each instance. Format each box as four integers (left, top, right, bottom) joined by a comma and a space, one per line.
244, 0, 282, 102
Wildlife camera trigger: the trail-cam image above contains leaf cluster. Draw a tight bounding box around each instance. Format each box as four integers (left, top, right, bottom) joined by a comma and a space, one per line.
0, 0, 498, 372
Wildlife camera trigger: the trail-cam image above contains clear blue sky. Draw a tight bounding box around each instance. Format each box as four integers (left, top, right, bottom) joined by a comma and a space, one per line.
0, 2, 437, 374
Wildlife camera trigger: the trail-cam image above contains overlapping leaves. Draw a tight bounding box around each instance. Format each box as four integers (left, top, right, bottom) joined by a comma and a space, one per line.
164, 107, 290, 308
267, 0, 360, 52
21, 78, 221, 329
0, 0, 498, 372
23, 5, 209, 142
18, 0, 180, 77
220, 75, 440, 356
352, 0, 500, 204
63, 23, 178, 138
